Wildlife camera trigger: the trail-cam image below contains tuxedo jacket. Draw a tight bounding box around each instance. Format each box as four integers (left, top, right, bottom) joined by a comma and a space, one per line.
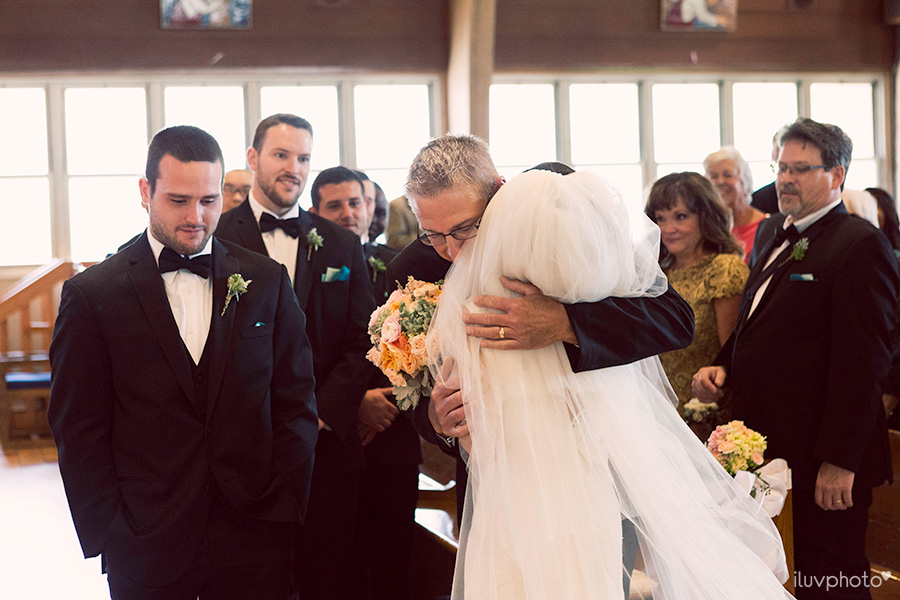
715, 204, 897, 491
48, 233, 318, 586
363, 241, 422, 466
217, 200, 375, 474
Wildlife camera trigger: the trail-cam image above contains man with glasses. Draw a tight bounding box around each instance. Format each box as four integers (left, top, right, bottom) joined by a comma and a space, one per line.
694, 118, 897, 599
221, 168, 252, 213
385, 135, 695, 596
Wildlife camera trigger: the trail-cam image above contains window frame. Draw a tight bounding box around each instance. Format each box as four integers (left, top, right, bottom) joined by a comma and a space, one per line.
0, 71, 442, 273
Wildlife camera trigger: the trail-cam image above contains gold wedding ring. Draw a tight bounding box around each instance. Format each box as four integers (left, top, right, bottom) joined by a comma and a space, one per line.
498, 326, 506, 339
836, 499, 842, 504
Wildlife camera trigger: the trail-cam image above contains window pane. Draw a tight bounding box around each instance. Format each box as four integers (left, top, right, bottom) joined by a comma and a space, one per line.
0, 178, 51, 265
747, 161, 776, 196
69, 176, 148, 262
355, 84, 431, 170
354, 168, 408, 205
0, 88, 48, 176
260, 86, 340, 169
656, 163, 704, 181
574, 164, 645, 215
810, 83, 875, 159
844, 159, 878, 190
165, 86, 246, 171
570, 84, 640, 164
490, 84, 556, 169
652, 83, 720, 164
733, 82, 798, 162
66, 88, 148, 176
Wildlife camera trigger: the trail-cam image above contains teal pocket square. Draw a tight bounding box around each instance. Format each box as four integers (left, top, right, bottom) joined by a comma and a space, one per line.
322, 265, 350, 282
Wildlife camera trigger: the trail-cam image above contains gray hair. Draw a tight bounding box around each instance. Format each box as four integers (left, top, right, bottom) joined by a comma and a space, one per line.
405, 134, 498, 212
703, 146, 753, 196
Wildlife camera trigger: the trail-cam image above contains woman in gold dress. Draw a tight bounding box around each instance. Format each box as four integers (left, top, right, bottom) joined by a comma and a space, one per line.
645, 172, 749, 431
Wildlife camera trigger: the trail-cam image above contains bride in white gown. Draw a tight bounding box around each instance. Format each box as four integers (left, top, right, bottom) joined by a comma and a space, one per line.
427, 167, 793, 600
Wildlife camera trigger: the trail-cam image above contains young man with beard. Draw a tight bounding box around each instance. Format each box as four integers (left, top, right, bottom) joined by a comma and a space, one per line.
216, 115, 374, 600
50, 125, 318, 599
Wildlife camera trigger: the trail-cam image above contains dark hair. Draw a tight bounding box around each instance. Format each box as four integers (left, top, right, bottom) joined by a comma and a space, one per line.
354, 170, 370, 182
310, 166, 365, 209
146, 125, 223, 195
645, 172, 743, 268
779, 118, 853, 187
526, 162, 575, 176
252, 114, 313, 153
866, 187, 900, 251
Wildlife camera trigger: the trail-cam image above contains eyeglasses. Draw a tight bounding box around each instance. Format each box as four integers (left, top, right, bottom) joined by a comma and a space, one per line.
419, 218, 482, 247
770, 163, 831, 176
223, 184, 252, 196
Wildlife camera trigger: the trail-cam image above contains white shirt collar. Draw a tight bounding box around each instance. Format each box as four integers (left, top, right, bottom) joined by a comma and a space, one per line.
248, 195, 301, 226
785, 197, 842, 235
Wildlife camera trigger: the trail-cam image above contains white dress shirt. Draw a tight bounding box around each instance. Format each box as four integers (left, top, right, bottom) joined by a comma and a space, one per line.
147, 230, 213, 364
748, 198, 842, 318
248, 196, 300, 285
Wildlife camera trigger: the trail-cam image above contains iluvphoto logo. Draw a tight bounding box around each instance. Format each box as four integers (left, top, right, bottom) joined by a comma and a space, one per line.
795, 570, 893, 591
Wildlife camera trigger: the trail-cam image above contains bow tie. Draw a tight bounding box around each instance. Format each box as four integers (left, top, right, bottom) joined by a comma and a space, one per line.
260, 212, 301, 238
158, 247, 212, 279
773, 224, 801, 247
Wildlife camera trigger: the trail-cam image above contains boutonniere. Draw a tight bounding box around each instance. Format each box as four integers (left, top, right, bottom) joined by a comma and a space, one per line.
368, 256, 386, 282
779, 237, 810, 267
306, 228, 323, 261
221, 273, 252, 317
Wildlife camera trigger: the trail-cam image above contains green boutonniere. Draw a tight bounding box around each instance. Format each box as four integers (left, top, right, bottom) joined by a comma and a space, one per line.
778, 237, 810, 268
306, 228, 323, 261
791, 237, 809, 261
368, 256, 386, 283
221, 273, 252, 317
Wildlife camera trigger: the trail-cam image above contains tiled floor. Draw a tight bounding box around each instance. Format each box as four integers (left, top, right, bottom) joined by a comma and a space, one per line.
0, 444, 109, 600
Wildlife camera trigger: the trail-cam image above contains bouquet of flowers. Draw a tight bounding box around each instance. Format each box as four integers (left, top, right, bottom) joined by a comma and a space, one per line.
707, 420, 766, 476
366, 277, 442, 411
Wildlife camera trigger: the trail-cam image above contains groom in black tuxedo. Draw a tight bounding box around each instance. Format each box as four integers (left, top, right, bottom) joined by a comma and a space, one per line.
694, 118, 897, 599
216, 115, 374, 600
49, 125, 319, 599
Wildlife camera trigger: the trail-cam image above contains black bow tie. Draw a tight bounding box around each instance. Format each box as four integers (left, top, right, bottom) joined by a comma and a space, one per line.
158, 247, 212, 279
259, 212, 301, 238
774, 224, 801, 247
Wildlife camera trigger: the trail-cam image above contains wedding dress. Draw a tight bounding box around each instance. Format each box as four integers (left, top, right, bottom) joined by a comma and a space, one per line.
427, 168, 793, 600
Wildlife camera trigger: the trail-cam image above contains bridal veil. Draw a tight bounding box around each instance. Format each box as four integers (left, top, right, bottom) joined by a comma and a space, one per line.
428, 168, 792, 600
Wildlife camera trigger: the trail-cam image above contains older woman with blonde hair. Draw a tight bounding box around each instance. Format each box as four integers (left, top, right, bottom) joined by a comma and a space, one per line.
704, 146, 767, 263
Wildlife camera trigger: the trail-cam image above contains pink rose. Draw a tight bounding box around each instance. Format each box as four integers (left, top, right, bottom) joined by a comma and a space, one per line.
718, 440, 736, 454
751, 453, 764, 466
380, 311, 401, 343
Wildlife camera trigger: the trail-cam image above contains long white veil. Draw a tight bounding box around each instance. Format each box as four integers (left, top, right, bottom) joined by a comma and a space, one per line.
428, 169, 791, 600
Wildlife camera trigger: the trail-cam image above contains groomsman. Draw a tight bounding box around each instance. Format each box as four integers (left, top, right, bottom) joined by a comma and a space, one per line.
694, 118, 897, 599
216, 115, 374, 600
49, 125, 319, 599
309, 166, 420, 600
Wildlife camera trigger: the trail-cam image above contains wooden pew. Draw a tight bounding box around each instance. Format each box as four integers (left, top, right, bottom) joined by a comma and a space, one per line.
0, 260, 84, 449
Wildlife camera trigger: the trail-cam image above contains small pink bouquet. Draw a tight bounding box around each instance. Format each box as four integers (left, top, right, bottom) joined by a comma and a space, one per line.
707, 420, 767, 476
366, 277, 442, 411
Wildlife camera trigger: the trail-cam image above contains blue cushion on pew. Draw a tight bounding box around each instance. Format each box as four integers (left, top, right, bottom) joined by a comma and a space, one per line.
5, 371, 51, 390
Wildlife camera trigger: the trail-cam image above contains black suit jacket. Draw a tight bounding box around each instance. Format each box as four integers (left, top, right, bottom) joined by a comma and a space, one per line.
715, 204, 897, 491
361, 242, 422, 466
216, 200, 375, 474
49, 233, 318, 586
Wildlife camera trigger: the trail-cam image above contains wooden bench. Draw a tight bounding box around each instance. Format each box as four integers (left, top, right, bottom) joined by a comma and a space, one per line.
0, 260, 84, 449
